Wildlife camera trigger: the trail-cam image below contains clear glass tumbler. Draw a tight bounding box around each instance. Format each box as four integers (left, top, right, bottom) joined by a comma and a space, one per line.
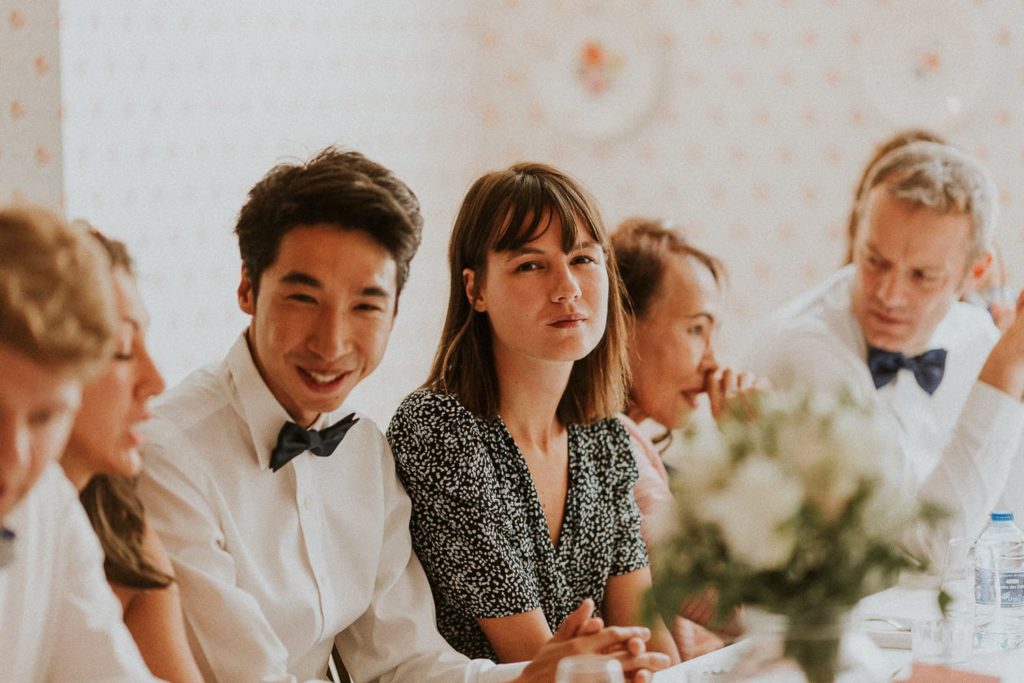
555, 655, 625, 683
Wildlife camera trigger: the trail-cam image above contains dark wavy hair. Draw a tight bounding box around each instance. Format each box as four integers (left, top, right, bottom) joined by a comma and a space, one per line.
234, 146, 422, 298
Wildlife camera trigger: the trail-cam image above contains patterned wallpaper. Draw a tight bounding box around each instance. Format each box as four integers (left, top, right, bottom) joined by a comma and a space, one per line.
472, 0, 1024, 328
44, 1, 1024, 424
0, 0, 62, 208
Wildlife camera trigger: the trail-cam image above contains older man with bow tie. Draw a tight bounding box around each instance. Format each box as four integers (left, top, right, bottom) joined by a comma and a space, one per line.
749, 140, 1024, 561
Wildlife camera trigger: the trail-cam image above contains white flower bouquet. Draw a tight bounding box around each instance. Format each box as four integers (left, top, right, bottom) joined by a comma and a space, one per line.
647, 389, 945, 682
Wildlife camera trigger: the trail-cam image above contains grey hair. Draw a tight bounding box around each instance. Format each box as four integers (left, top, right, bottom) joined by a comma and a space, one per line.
856, 141, 997, 261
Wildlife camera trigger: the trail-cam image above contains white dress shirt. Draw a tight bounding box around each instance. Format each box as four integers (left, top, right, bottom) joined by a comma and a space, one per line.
0, 464, 156, 682
747, 266, 1024, 559
138, 333, 523, 683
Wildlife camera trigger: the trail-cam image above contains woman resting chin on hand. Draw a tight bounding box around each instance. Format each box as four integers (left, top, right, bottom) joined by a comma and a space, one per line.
611, 218, 766, 659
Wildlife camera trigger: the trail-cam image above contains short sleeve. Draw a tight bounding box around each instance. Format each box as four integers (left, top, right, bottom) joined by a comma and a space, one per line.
600, 420, 650, 577
387, 390, 542, 619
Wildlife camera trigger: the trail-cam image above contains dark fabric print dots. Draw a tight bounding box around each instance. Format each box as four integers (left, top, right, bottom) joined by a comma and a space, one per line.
386, 389, 648, 662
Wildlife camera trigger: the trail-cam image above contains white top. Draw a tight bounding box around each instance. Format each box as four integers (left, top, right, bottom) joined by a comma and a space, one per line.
138, 333, 522, 683
747, 266, 1024, 559
0, 464, 156, 682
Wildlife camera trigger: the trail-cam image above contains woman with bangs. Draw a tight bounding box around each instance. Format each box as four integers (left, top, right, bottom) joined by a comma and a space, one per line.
387, 163, 680, 665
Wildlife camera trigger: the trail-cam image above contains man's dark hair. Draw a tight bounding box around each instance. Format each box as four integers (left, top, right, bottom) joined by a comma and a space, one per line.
235, 147, 423, 296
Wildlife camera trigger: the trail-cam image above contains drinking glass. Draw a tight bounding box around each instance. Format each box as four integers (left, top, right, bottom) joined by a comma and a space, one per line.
912, 617, 973, 664
555, 655, 625, 683
940, 537, 976, 618
916, 537, 975, 662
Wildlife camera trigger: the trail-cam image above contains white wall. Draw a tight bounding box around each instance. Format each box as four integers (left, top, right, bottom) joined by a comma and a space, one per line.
56, 0, 1024, 426
59, 1, 484, 423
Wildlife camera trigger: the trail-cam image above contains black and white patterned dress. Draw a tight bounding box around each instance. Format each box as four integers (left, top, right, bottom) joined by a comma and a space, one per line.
386, 388, 649, 662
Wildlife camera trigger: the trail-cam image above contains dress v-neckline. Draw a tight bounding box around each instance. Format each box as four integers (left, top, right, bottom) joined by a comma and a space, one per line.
495, 416, 575, 555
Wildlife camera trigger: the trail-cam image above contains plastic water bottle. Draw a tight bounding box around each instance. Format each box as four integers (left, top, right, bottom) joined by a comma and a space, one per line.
974, 511, 1024, 648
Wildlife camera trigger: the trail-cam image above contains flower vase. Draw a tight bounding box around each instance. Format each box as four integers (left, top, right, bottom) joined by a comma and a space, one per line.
724, 609, 888, 683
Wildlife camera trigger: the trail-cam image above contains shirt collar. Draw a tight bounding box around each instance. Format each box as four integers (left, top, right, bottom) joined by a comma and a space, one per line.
925, 305, 960, 350
837, 265, 869, 360
225, 332, 337, 472
845, 264, 963, 358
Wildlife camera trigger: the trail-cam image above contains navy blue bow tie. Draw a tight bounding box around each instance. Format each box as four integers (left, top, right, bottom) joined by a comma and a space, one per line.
270, 413, 360, 473
867, 347, 947, 395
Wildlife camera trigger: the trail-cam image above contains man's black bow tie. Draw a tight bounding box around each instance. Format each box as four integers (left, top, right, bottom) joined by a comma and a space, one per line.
270, 413, 360, 473
867, 347, 947, 396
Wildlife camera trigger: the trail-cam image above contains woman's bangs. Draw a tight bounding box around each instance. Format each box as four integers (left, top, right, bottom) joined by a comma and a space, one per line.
491, 189, 587, 254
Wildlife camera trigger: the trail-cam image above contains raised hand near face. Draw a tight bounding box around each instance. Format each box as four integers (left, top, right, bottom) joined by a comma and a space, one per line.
979, 288, 1024, 400
704, 367, 771, 420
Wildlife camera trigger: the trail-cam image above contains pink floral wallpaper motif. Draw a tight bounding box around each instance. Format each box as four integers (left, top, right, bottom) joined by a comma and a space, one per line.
0, 0, 62, 208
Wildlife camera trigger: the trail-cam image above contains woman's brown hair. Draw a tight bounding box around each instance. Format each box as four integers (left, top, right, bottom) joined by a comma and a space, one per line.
425, 162, 629, 424
77, 225, 173, 590
611, 217, 725, 320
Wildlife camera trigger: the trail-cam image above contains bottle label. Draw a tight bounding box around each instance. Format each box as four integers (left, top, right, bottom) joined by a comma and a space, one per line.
974, 568, 1024, 607
1000, 572, 1024, 608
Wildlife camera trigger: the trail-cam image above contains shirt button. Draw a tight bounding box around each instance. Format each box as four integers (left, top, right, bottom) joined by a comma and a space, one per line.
303, 497, 312, 510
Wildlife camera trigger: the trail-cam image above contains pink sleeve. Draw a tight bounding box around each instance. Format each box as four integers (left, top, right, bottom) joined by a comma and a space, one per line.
617, 414, 672, 547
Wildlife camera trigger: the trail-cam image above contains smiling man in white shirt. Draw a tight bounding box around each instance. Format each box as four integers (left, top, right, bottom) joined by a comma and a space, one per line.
749, 141, 1024, 560
0, 206, 158, 682
138, 147, 669, 683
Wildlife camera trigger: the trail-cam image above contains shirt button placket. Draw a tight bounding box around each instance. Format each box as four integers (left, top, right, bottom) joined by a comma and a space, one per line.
295, 462, 328, 634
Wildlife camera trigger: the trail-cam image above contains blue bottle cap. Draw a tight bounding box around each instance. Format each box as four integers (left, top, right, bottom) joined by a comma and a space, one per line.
992, 512, 1015, 522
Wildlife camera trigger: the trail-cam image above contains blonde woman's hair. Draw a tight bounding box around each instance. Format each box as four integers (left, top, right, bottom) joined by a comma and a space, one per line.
0, 206, 117, 376
74, 227, 174, 590
81, 475, 173, 590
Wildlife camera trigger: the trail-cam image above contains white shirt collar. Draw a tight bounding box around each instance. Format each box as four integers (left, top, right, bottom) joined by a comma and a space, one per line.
839, 263, 975, 355
225, 332, 335, 472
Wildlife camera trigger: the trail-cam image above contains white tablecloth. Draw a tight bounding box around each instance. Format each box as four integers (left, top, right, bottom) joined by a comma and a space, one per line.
654, 586, 1024, 681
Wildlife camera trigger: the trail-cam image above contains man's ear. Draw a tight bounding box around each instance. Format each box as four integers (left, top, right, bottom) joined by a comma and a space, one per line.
961, 250, 994, 295
238, 265, 256, 315
463, 268, 486, 313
